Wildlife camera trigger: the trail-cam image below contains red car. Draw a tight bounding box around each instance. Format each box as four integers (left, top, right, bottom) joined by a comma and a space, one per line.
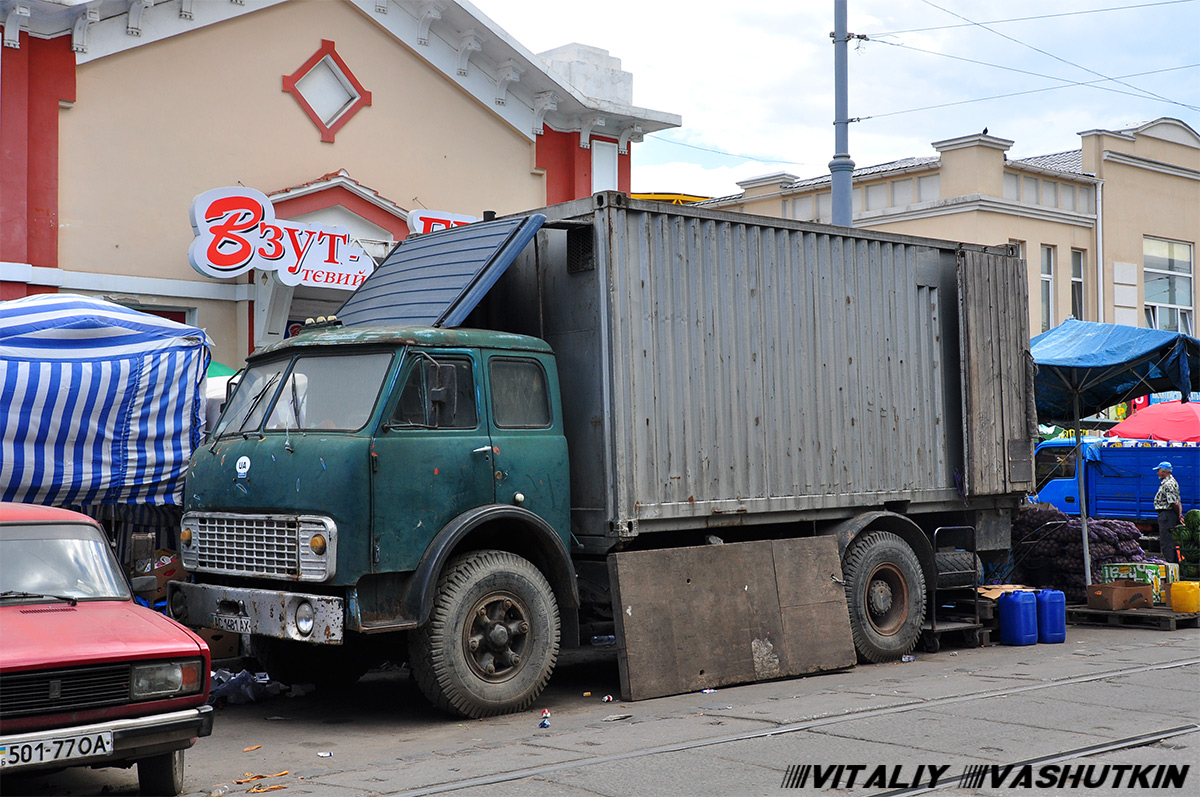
0, 503, 213, 795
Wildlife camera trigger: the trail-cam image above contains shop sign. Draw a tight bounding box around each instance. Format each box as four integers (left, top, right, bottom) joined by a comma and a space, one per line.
188, 187, 373, 290
407, 209, 480, 234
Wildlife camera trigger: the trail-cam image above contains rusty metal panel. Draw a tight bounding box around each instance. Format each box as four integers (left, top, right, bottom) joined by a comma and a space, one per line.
609, 537, 854, 701
957, 249, 1035, 496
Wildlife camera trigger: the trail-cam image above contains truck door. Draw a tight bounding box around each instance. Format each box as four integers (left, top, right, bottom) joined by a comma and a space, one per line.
484, 353, 570, 536
370, 352, 494, 573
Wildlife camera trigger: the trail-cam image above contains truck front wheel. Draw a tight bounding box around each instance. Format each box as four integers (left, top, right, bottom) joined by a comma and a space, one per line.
409, 549, 560, 718
843, 531, 926, 663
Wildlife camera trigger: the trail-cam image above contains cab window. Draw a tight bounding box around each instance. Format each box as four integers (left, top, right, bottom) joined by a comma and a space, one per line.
490, 358, 552, 428
392, 356, 477, 429
1034, 446, 1076, 493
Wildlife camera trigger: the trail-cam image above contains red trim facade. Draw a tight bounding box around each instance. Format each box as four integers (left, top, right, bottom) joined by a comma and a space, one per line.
272, 185, 410, 240
0, 29, 75, 299
536, 128, 631, 205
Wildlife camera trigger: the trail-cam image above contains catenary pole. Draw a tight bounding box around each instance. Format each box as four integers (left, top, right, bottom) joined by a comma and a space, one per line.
830, 0, 855, 227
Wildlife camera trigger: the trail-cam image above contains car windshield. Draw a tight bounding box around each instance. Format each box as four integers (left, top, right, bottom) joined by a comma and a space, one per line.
0, 523, 130, 602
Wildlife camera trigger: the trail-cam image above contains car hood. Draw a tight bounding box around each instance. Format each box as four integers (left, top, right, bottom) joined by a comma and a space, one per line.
0, 600, 205, 672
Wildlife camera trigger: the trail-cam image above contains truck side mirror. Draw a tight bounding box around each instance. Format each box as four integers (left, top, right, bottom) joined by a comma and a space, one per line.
426, 362, 458, 427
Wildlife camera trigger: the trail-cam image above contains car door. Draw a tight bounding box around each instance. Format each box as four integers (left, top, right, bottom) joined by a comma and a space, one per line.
370, 351, 494, 574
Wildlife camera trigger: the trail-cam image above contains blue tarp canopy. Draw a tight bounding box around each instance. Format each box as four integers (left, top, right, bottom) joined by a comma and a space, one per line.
1031, 319, 1199, 425
0, 294, 210, 507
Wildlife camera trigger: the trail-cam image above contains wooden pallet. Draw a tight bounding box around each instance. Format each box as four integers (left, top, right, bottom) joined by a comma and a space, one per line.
1065, 605, 1200, 631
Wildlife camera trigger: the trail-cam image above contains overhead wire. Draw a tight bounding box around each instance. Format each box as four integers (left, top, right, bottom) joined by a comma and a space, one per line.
869, 39, 1200, 110
856, 64, 1200, 121
866, 0, 1195, 37
917, 0, 1197, 111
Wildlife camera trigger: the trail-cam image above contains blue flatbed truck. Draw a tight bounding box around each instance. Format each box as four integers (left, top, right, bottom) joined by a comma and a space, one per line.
1034, 438, 1198, 533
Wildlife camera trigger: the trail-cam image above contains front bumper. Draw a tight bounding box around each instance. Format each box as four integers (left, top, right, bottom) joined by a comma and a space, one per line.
169, 581, 344, 644
0, 705, 214, 774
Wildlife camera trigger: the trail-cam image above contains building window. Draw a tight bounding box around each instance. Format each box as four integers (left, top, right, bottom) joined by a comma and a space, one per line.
1003, 173, 1019, 201
891, 178, 913, 205
865, 183, 888, 211
917, 175, 939, 202
1079, 185, 1094, 210
1061, 185, 1076, 212
1071, 250, 1085, 320
1041, 181, 1058, 208
816, 192, 832, 223
1143, 237, 1193, 334
1009, 239, 1025, 261
1023, 176, 1039, 204
1040, 245, 1055, 332
792, 196, 813, 221
591, 140, 619, 193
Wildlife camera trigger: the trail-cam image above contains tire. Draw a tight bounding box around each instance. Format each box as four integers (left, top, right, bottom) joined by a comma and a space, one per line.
250, 636, 372, 690
409, 550, 559, 718
137, 749, 184, 796
934, 550, 982, 588
843, 531, 927, 663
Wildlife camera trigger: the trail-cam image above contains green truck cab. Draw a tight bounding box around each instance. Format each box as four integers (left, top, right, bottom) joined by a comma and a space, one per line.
172, 326, 577, 717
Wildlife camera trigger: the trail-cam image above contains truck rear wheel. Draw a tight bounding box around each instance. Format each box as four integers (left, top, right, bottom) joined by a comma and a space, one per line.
409, 549, 559, 718
843, 531, 926, 663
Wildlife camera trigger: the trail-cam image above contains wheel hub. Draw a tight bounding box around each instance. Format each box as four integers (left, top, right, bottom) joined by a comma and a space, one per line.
868, 579, 894, 615
465, 592, 530, 682
863, 563, 909, 636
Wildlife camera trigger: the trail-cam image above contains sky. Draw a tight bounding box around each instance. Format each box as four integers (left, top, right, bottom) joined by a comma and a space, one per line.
471, 0, 1200, 198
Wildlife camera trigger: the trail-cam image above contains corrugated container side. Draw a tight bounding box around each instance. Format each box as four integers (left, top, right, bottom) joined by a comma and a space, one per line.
600, 205, 960, 536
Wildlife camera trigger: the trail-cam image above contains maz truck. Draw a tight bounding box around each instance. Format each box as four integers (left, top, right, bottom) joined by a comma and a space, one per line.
169, 193, 1035, 717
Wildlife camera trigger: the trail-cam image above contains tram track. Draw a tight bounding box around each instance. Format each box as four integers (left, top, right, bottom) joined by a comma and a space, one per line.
392, 656, 1200, 796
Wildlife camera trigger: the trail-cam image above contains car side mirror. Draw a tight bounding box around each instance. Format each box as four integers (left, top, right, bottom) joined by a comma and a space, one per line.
426, 362, 458, 426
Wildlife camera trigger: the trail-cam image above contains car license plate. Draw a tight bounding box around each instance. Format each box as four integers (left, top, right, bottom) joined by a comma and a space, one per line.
211, 613, 252, 634
0, 731, 114, 768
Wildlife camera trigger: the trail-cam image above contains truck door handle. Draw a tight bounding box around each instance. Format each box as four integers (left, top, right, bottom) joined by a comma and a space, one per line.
473, 446, 492, 454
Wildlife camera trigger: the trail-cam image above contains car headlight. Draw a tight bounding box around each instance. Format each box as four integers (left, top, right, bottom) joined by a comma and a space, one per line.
131, 659, 204, 700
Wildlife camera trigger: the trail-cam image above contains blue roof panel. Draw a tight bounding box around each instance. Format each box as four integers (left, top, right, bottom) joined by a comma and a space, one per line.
336, 214, 545, 328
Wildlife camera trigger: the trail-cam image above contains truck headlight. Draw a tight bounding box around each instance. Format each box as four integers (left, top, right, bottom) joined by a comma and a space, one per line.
131, 659, 204, 700
309, 534, 327, 555
295, 601, 315, 637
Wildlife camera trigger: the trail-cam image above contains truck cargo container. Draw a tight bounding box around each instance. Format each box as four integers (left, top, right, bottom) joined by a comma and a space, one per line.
169, 193, 1035, 716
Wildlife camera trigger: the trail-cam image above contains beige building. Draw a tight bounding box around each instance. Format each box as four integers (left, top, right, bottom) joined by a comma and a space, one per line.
703, 119, 1199, 337
2, 0, 678, 368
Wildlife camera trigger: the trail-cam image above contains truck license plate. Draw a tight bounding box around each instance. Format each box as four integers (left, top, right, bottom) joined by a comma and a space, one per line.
211, 613, 252, 634
0, 731, 114, 768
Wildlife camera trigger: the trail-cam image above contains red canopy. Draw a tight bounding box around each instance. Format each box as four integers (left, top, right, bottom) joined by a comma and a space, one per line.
1107, 400, 1200, 442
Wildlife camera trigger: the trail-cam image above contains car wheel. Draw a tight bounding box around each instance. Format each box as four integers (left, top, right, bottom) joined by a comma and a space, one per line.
409, 550, 559, 718
137, 748, 184, 796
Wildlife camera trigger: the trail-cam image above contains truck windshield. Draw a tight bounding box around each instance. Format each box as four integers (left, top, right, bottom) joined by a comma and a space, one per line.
213, 362, 287, 437
209, 351, 391, 434
0, 525, 130, 602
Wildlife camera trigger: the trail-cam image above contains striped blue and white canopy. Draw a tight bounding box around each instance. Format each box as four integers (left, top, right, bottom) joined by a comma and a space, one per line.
0, 294, 210, 507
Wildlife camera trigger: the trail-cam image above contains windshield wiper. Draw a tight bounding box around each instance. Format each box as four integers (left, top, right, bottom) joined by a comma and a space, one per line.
238, 372, 281, 434
1, 590, 78, 606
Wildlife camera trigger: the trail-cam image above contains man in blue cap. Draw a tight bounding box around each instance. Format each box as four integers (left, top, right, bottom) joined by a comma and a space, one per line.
1153, 461, 1183, 564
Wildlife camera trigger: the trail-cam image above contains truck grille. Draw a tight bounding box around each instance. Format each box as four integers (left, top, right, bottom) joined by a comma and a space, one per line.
0, 665, 130, 719
191, 514, 299, 577
181, 513, 337, 581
